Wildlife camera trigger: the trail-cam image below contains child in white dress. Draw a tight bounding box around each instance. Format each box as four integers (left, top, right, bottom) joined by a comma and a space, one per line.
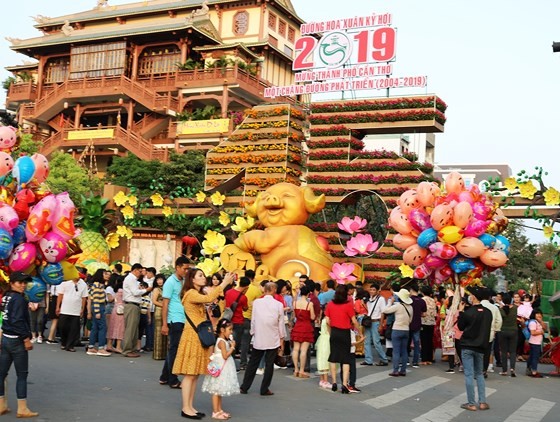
202, 319, 239, 420
316, 317, 333, 389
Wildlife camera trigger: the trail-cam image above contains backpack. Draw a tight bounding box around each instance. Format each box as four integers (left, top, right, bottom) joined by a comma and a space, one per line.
522, 319, 535, 340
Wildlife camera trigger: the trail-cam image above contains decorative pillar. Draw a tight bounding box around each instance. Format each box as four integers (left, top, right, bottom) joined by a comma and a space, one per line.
180, 39, 188, 64
74, 103, 81, 128
36, 57, 47, 98
221, 84, 229, 118
127, 100, 134, 129
131, 44, 139, 80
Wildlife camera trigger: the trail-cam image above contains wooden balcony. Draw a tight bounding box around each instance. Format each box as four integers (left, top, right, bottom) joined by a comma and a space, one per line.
40, 125, 169, 162
6, 82, 37, 104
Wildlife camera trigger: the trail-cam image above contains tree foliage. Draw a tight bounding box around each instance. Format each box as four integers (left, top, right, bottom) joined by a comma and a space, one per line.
13, 133, 40, 156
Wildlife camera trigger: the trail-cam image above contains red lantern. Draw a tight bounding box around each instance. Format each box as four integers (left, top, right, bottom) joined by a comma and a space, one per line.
182, 236, 198, 246
545, 260, 555, 271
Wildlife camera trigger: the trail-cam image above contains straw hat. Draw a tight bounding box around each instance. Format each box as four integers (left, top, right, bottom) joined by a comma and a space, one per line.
396, 288, 413, 305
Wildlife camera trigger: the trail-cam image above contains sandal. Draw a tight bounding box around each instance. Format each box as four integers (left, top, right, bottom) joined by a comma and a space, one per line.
293, 371, 299, 377
219, 411, 231, 419
479, 403, 490, 410
460, 403, 477, 411
170, 383, 182, 389
298, 372, 310, 378
159, 380, 168, 385
499, 371, 508, 376
212, 411, 229, 420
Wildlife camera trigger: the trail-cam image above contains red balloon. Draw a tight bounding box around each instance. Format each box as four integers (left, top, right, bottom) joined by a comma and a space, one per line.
546, 260, 555, 271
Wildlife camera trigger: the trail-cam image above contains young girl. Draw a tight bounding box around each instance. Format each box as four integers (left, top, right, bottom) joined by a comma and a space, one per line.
201, 319, 239, 420
315, 317, 333, 390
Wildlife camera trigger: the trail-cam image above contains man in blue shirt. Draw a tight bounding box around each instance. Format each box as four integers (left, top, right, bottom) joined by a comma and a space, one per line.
318, 280, 336, 307
159, 256, 190, 388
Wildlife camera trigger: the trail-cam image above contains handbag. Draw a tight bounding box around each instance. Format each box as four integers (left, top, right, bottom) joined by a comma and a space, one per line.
209, 303, 221, 318
361, 296, 380, 328
116, 304, 124, 315
185, 311, 215, 348
207, 351, 223, 377
384, 324, 393, 340
222, 291, 243, 321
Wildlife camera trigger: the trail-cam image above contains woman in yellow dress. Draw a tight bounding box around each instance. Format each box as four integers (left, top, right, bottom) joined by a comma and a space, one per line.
152, 274, 168, 360
173, 268, 234, 419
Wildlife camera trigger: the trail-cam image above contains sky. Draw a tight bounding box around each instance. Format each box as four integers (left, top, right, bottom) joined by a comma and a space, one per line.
1, 0, 559, 241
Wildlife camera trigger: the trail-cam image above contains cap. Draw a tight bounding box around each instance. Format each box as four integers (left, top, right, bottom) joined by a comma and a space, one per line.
9, 271, 32, 283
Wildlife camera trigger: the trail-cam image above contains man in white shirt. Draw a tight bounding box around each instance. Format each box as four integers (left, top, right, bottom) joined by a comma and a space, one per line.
56, 276, 89, 352
481, 288, 502, 374
240, 282, 286, 396
361, 283, 389, 366
122, 263, 152, 358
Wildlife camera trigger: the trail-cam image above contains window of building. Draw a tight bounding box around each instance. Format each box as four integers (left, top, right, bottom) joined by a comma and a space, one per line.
233, 11, 249, 35
70, 41, 127, 79
278, 20, 287, 37
288, 26, 295, 43
283, 45, 293, 57
137, 45, 181, 76
268, 13, 277, 30
45, 57, 70, 83
269, 35, 278, 48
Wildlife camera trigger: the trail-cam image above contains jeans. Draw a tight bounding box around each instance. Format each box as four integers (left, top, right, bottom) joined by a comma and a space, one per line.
160, 322, 184, 386
461, 348, 486, 405
392, 329, 409, 374
29, 307, 45, 336
145, 312, 154, 350
409, 329, 421, 365
527, 343, 541, 372
89, 306, 107, 348
499, 330, 517, 372
364, 321, 388, 364
0, 336, 28, 399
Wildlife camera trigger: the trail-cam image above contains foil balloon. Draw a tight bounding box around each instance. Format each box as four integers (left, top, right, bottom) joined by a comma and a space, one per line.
0, 126, 17, 151
453, 201, 473, 229
464, 219, 490, 237
0, 202, 19, 234
430, 204, 454, 231
494, 235, 510, 255
455, 237, 486, 258
403, 244, 428, 266
416, 181, 440, 207
51, 192, 79, 241
388, 210, 413, 235
413, 264, 433, 279
392, 234, 417, 251
13, 156, 36, 189
25, 194, 56, 242
398, 190, 420, 214
417, 228, 438, 249
8, 242, 37, 272
31, 153, 50, 184
472, 200, 492, 220
449, 255, 476, 273
480, 249, 508, 267
437, 226, 464, 244
25, 276, 47, 303
429, 242, 458, 259
13, 188, 35, 221
39, 262, 64, 285
478, 233, 496, 248
38, 231, 68, 263
457, 190, 476, 205
423, 254, 447, 269
0, 151, 14, 179
12, 222, 27, 245
409, 208, 432, 233
445, 171, 465, 194
0, 186, 13, 204
487, 215, 509, 235
0, 228, 14, 260
434, 265, 453, 283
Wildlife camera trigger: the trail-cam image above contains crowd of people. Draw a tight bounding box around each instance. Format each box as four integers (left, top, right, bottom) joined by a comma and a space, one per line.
0, 259, 557, 419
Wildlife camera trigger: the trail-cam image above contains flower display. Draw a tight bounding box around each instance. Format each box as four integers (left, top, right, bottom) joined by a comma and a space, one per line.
543, 187, 560, 206
504, 177, 517, 191
310, 97, 447, 113
307, 160, 433, 173
219, 211, 231, 227
201, 230, 226, 255
210, 192, 226, 206
162, 206, 173, 217
307, 173, 428, 185
127, 195, 138, 207
212, 144, 302, 154
344, 233, 379, 256
543, 226, 554, 239
309, 109, 446, 126
116, 225, 128, 237
113, 191, 128, 207
307, 137, 365, 150
197, 257, 222, 277
121, 204, 135, 219
150, 193, 164, 207
195, 191, 207, 203
105, 232, 120, 249
329, 262, 357, 284
228, 132, 304, 142
337, 216, 367, 234
518, 181, 537, 200
231, 216, 256, 233
399, 264, 414, 278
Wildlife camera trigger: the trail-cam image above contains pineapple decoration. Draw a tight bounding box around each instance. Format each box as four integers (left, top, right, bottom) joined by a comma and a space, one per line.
75, 194, 113, 266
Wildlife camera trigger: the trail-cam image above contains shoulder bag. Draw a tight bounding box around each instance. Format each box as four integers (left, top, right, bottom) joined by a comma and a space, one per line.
222, 291, 244, 321
185, 309, 215, 348
362, 296, 380, 328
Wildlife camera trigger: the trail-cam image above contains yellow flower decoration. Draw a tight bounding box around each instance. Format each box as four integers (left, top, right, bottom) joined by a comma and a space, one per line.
543, 187, 560, 206
121, 204, 135, 219
150, 193, 164, 207
195, 191, 207, 203
128, 195, 138, 206
162, 206, 173, 217
202, 230, 226, 255
219, 211, 231, 227
543, 225, 554, 239
116, 225, 128, 237
196, 257, 222, 277
113, 191, 128, 207
518, 181, 537, 200
105, 232, 120, 250
125, 227, 133, 239
210, 192, 226, 206
231, 216, 256, 234
503, 177, 518, 191
399, 264, 414, 278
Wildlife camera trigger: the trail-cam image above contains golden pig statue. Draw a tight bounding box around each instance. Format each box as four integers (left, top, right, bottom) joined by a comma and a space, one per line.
226, 183, 333, 283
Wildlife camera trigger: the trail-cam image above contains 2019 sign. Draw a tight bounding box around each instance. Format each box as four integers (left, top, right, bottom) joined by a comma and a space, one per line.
293, 27, 396, 71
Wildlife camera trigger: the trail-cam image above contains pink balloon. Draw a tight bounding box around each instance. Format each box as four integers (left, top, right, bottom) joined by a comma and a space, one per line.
417, 182, 441, 207
413, 264, 432, 279
39, 231, 68, 263
409, 208, 432, 233
456, 237, 486, 258
480, 249, 508, 267
424, 254, 447, 269
25, 195, 56, 242
0, 126, 17, 150
393, 234, 417, 251
51, 192, 79, 241
453, 202, 473, 228
458, 190, 475, 205
389, 210, 413, 235
8, 242, 37, 272
429, 242, 458, 259
472, 200, 492, 220
398, 190, 420, 214
464, 219, 490, 237
0, 203, 19, 234
434, 265, 452, 283
0, 152, 14, 178
403, 244, 428, 266
445, 172, 465, 194
31, 153, 50, 184
430, 204, 453, 231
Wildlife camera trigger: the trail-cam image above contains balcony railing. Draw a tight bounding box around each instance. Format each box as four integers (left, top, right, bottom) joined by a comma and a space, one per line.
6, 82, 37, 103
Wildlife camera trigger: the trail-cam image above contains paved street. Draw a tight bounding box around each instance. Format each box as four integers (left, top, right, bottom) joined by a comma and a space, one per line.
2, 343, 557, 421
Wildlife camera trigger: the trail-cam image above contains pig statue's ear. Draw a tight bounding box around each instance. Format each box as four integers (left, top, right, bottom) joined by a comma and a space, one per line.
302, 187, 325, 214
245, 192, 262, 217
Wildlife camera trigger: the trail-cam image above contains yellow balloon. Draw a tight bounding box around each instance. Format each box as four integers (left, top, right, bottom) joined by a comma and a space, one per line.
437, 225, 464, 244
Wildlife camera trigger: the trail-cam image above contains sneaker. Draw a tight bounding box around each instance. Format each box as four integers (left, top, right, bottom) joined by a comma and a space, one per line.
488, 364, 494, 373
256, 368, 265, 375
30, 338, 37, 344
86, 348, 98, 356
360, 362, 373, 366
459, 366, 464, 372
348, 385, 361, 393
46, 339, 58, 344
37, 337, 43, 344
412, 364, 420, 368
97, 349, 112, 357
445, 369, 455, 373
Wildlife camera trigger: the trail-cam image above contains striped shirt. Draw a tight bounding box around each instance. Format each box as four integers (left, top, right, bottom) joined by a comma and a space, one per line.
89, 282, 106, 315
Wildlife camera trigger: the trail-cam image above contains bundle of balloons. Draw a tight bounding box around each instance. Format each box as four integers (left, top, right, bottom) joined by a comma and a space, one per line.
389, 171, 510, 286
0, 126, 80, 301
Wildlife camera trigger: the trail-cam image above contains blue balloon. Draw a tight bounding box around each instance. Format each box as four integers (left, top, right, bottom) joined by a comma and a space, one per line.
0, 228, 13, 260
25, 277, 47, 303
417, 228, 438, 249
39, 262, 64, 286
494, 235, 510, 255
450, 255, 476, 274
12, 222, 26, 245
13, 156, 36, 187
478, 233, 496, 248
